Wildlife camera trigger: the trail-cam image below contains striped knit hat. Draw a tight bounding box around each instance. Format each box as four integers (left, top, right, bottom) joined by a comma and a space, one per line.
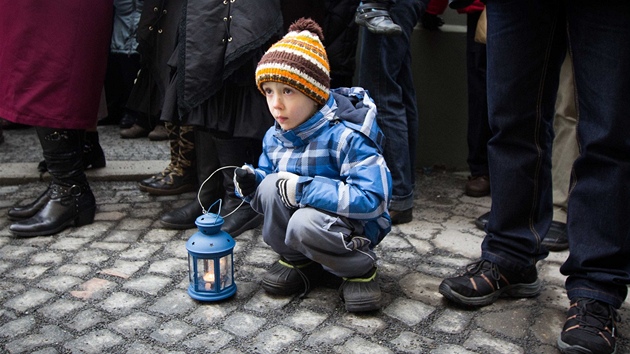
255, 18, 330, 106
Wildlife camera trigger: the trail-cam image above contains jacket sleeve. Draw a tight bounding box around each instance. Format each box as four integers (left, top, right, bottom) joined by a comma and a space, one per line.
297, 133, 392, 220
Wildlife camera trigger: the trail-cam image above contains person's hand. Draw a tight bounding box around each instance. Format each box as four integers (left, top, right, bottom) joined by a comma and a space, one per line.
234, 166, 257, 197
420, 12, 445, 31
276, 171, 300, 209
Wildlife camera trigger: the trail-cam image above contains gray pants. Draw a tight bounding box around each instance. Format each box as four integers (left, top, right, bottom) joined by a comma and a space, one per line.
250, 173, 377, 278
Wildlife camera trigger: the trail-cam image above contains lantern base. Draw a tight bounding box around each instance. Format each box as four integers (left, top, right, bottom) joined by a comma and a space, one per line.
188, 285, 237, 302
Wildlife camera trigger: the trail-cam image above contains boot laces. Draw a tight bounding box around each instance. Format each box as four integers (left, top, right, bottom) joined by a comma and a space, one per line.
573, 299, 620, 338
466, 260, 502, 289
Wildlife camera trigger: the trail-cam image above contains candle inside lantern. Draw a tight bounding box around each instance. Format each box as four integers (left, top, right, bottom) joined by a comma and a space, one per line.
203, 271, 215, 290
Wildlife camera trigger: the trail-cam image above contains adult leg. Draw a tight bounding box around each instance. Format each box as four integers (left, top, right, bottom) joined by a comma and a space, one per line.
357, 0, 423, 224
10, 128, 96, 237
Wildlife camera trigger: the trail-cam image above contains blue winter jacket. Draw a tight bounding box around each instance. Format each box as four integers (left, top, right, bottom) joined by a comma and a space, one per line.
247, 87, 392, 247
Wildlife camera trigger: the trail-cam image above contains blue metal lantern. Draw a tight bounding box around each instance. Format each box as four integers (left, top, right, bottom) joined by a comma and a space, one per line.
186, 210, 236, 301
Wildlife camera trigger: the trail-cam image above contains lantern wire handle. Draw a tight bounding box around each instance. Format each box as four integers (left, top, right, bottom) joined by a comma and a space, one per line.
197, 165, 244, 217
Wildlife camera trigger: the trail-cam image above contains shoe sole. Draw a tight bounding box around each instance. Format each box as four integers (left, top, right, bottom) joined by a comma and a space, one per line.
465, 190, 491, 198
439, 278, 542, 307
10, 206, 96, 238
344, 296, 381, 312
556, 335, 614, 354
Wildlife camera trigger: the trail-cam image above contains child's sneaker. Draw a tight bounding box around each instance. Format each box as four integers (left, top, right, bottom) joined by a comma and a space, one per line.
439, 260, 541, 306
339, 267, 381, 312
355, 2, 402, 36
262, 258, 323, 297
557, 298, 620, 354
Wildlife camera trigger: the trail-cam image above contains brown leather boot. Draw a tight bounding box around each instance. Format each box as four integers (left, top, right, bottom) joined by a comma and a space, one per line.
465, 175, 490, 197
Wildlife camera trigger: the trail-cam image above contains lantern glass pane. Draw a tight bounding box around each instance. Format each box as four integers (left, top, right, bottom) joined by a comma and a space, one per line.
197, 258, 215, 292
188, 255, 195, 284
219, 255, 233, 290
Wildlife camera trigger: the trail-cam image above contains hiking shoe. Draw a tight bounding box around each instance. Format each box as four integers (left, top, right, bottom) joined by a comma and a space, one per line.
439, 260, 541, 307
558, 298, 620, 354
339, 268, 381, 312
262, 259, 323, 297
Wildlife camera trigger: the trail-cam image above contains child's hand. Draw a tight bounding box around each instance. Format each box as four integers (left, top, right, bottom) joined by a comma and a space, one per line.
276, 171, 300, 209
234, 166, 257, 197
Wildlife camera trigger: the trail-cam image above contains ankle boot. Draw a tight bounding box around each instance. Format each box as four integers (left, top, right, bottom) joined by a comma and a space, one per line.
37, 131, 106, 173
7, 184, 52, 221
142, 124, 197, 195
355, 2, 402, 36
214, 137, 264, 236
82, 130, 106, 170
139, 122, 178, 191
10, 128, 96, 237
160, 129, 224, 229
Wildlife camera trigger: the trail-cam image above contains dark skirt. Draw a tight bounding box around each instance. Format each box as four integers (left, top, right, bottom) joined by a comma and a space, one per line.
161, 56, 274, 140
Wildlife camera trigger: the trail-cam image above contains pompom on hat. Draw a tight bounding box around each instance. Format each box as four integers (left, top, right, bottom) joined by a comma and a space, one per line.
255, 18, 330, 106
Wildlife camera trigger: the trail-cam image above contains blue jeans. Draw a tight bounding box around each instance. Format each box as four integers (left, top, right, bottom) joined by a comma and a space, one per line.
481, 0, 630, 308
357, 0, 424, 212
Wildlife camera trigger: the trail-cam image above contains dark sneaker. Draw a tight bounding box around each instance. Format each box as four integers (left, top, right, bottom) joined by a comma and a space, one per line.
262, 259, 323, 297
339, 268, 381, 312
354, 2, 402, 36
558, 298, 620, 354
439, 260, 541, 307
542, 221, 568, 252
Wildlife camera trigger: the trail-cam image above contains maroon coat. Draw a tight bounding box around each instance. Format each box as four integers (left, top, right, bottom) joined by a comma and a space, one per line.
0, 1, 112, 130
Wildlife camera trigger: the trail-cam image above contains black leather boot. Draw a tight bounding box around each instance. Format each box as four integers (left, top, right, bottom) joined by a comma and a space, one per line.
355, 2, 402, 36
160, 129, 224, 229
138, 122, 178, 191
214, 137, 264, 236
10, 128, 96, 237
37, 130, 106, 173
7, 184, 52, 221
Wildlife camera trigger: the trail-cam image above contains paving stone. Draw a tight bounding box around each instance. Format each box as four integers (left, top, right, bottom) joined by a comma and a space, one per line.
223, 312, 267, 337
109, 312, 159, 338
383, 298, 435, 326
63, 329, 123, 354
432, 229, 483, 259
71, 249, 110, 265
4, 325, 72, 354
463, 330, 524, 354
337, 313, 386, 335
65, 309, 107, 332
149, 319, 195, 344
398, 272, 444, 307
284, 309, 329, 332
432, 309, 473, 334
70, 278, 117, 300
333, 336, 393, 354
430, 344, 478, 354
118, 218, 153, 231
148, 258, 186, 275
530, 307, 565, 346
0, 245, 38, 260
100, 260, 147, 279
37, 275, 83, 293
184, 329, 234, 352
100, 292, 146, 314
4, 289, 56, 313
0, 315, 36, 339
122, 274, 171, 295
29, 252, 64, 265
65, 222, 114, 238
37, 299, 85, 320
163, 240, 189, 258
119, 243, 162, 260
249, 325, 302, 354
7, 265, 50, 280
55, 264, 93, 277
94, 211, 126, 221
476, 307, 531, 339
143, 229, 179, 243
244, 290, 293, 313
304, 325, 353, 347
148, 289, 195, 316
389, 331, 436, 353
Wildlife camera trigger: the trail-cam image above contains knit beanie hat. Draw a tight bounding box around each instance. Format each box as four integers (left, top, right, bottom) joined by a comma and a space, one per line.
255, 18, 330, 106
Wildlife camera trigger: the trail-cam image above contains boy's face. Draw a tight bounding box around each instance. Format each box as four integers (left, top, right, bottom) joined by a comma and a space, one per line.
262, 82, 318, 131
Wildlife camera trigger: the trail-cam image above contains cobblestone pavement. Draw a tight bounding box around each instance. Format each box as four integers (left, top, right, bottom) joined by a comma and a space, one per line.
1, 126, 629, 353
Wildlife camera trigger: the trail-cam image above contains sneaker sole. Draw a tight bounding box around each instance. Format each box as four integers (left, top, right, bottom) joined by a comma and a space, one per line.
557, 335, 615, 354
439, 278, 542, 307
344, 296, 381, 312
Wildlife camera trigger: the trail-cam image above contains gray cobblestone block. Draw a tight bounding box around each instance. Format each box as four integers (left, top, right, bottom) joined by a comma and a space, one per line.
65, 309, 107, 332
5, 289, 55, 313
334, 336, 393, 354
463, 330, 524, 354
383, 298, 435, 326
63, 329, 123, 354
122, 274, 171, 295
5, 325, 72, 354
250, 325, 302, 354
433, 309, 473, 334
305, 325, 353, 347
148, 290, 196, 316
223, 312, 267, 337
108, 312, 158, 338
149, 319, 195, 344
99, 292, 145, 314
338, 313, 386, 335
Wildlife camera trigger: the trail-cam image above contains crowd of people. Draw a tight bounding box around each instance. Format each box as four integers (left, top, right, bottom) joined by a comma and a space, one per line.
1, 1, 628, 353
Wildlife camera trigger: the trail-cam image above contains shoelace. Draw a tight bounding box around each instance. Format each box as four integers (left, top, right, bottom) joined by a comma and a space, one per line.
573, 299, 621, 338
280, 259, 312, 299
466, 260, 502, 289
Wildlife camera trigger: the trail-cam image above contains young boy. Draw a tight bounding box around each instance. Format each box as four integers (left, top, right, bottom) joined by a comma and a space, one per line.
234, 18, 393, 312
